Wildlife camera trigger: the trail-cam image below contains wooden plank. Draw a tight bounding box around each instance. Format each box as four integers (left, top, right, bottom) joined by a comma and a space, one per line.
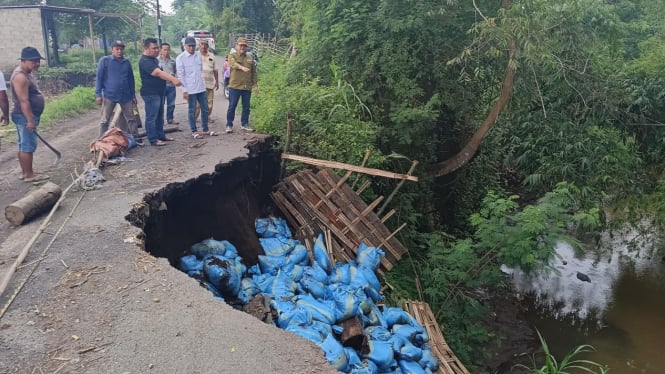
380, 209, 396, 223
281, 153, 418, 182
403, 301, 470, 374
320, 169, 406, 265
316, 170, 394, 271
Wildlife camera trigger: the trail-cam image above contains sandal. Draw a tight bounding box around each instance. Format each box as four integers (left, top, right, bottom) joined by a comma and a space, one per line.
192, 133, 203, 139
23, 174, 50, 183
152, 140, 167, 146
208, 131, 218, 136
160, 137, 176, 141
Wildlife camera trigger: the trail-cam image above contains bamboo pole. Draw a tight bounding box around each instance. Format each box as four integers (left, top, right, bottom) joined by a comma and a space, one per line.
280, 113, 294, 179
377, 160, 418, 216
281, 153, 418, 182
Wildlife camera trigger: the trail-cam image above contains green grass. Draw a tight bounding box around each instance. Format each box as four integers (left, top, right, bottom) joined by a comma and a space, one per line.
0, 86, 96, 143
516, 330, 610, 374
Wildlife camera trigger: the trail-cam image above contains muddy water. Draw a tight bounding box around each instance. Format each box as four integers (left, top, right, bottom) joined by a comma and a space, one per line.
504, 234, 665, 372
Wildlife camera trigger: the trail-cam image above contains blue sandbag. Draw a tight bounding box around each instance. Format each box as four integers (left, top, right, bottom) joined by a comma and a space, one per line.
332, 324, 344, 335
247, 263, 261, 275
295, 294, 337, 324
258, 254, 289, 275
361, 339, 394, 371
357, 265, 381, 295
300, 275, 331, 299
313, 233, 332, 273
331, 284, 369, 321
286, 324, 325, 344
285, 264, 305, 282
237, 277, 261, 304
331, 263, 352, 284
203, 255, 241, 296
398, 359, 427, 374
346, 347, 362, 368
259, 237, 297, 257
418, 349, 439, 371
350, 359, 379, 374
180, 255, 203, 273
221, 240, 238, 258
366, 303, 388, 329
190, 238, 229, 258
310, 320, 332, 340
287, 244, 310, 266
255, 217, 292, 239
319, 333, 349, 372
392, 324, 429, 345
363, 285, 384, 303
391, 335, 423, 362
356, 243, 385, 270
270, 270, 297, 299
365, 326, 392, 341
271, 299, 313, 328
304, 262, 330, 283
253, 273, 275, 294
383, 307, 415, 328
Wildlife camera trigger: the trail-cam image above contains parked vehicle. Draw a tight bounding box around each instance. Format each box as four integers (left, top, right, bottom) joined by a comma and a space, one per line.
180, 30, 216, 52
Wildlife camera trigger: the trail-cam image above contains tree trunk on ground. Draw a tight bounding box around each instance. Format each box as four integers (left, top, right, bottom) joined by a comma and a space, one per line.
5, 181, 62, 226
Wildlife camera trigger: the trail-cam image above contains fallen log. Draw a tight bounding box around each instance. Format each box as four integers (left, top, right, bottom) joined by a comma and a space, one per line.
5, 181, 62, 225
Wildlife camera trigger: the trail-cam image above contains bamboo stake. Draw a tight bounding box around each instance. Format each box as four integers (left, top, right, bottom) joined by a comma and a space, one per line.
0, 182, 85, 317
280, 113, 294, 179
351, 149, 372, 189
377, 160, 418, 216
281, 153, 418, 182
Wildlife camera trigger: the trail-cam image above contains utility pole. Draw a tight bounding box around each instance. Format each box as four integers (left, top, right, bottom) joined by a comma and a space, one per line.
155, 0, 162, 44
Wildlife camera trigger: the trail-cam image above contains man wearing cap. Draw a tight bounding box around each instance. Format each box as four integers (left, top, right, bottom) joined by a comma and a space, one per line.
176, 36, 213, 138
194, 39, 219, 123
10, 47, 48, 182
95, 40, 139, 140
138, 37, 182, 146
226, 37, 257, 133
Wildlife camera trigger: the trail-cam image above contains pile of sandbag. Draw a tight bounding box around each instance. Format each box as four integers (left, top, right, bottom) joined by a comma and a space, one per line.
179, 217, 439, 374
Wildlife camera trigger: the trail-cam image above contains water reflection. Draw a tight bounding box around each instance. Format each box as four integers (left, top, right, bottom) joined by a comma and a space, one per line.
502, 232, 665, 372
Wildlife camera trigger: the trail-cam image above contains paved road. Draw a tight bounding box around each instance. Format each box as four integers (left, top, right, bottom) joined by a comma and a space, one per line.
0, 65, 336, 373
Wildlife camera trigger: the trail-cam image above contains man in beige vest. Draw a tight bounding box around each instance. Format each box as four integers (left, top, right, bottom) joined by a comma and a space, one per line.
195, 39, 219, 122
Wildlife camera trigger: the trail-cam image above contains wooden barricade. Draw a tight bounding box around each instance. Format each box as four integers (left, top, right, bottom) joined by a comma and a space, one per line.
403, 301, 471, 374
271, 168, 408, 272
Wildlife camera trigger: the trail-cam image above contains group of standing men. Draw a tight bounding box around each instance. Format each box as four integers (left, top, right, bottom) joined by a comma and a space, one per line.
95, 36, 258, 144
0, 36, 259, 180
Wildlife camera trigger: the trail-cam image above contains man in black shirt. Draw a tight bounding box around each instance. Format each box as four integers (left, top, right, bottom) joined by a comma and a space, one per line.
138, 38, 182, 146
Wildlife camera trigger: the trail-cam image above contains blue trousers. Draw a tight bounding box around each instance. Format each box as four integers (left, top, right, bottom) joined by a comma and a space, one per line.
164, 86, 176, 122
226, 88, 251, 127
142, 94, 165, 144
188, 91, 208, 132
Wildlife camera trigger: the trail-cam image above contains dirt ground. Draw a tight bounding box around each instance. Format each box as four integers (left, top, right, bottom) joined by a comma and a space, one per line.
0, 78, 338, 373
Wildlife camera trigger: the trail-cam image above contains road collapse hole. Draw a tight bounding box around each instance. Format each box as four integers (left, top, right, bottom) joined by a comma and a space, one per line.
126, 140, 441, 373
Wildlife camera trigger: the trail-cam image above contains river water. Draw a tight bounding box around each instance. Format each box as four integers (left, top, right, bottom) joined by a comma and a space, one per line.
503, 232, 665, 372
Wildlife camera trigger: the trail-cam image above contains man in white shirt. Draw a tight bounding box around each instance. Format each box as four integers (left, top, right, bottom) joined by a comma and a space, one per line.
176, 37, 213, 138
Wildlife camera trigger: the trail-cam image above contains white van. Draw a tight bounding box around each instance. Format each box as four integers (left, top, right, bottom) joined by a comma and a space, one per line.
180, 30, 216, 52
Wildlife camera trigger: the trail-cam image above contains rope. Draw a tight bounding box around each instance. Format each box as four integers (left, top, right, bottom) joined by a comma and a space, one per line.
0, 178, 86, 318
